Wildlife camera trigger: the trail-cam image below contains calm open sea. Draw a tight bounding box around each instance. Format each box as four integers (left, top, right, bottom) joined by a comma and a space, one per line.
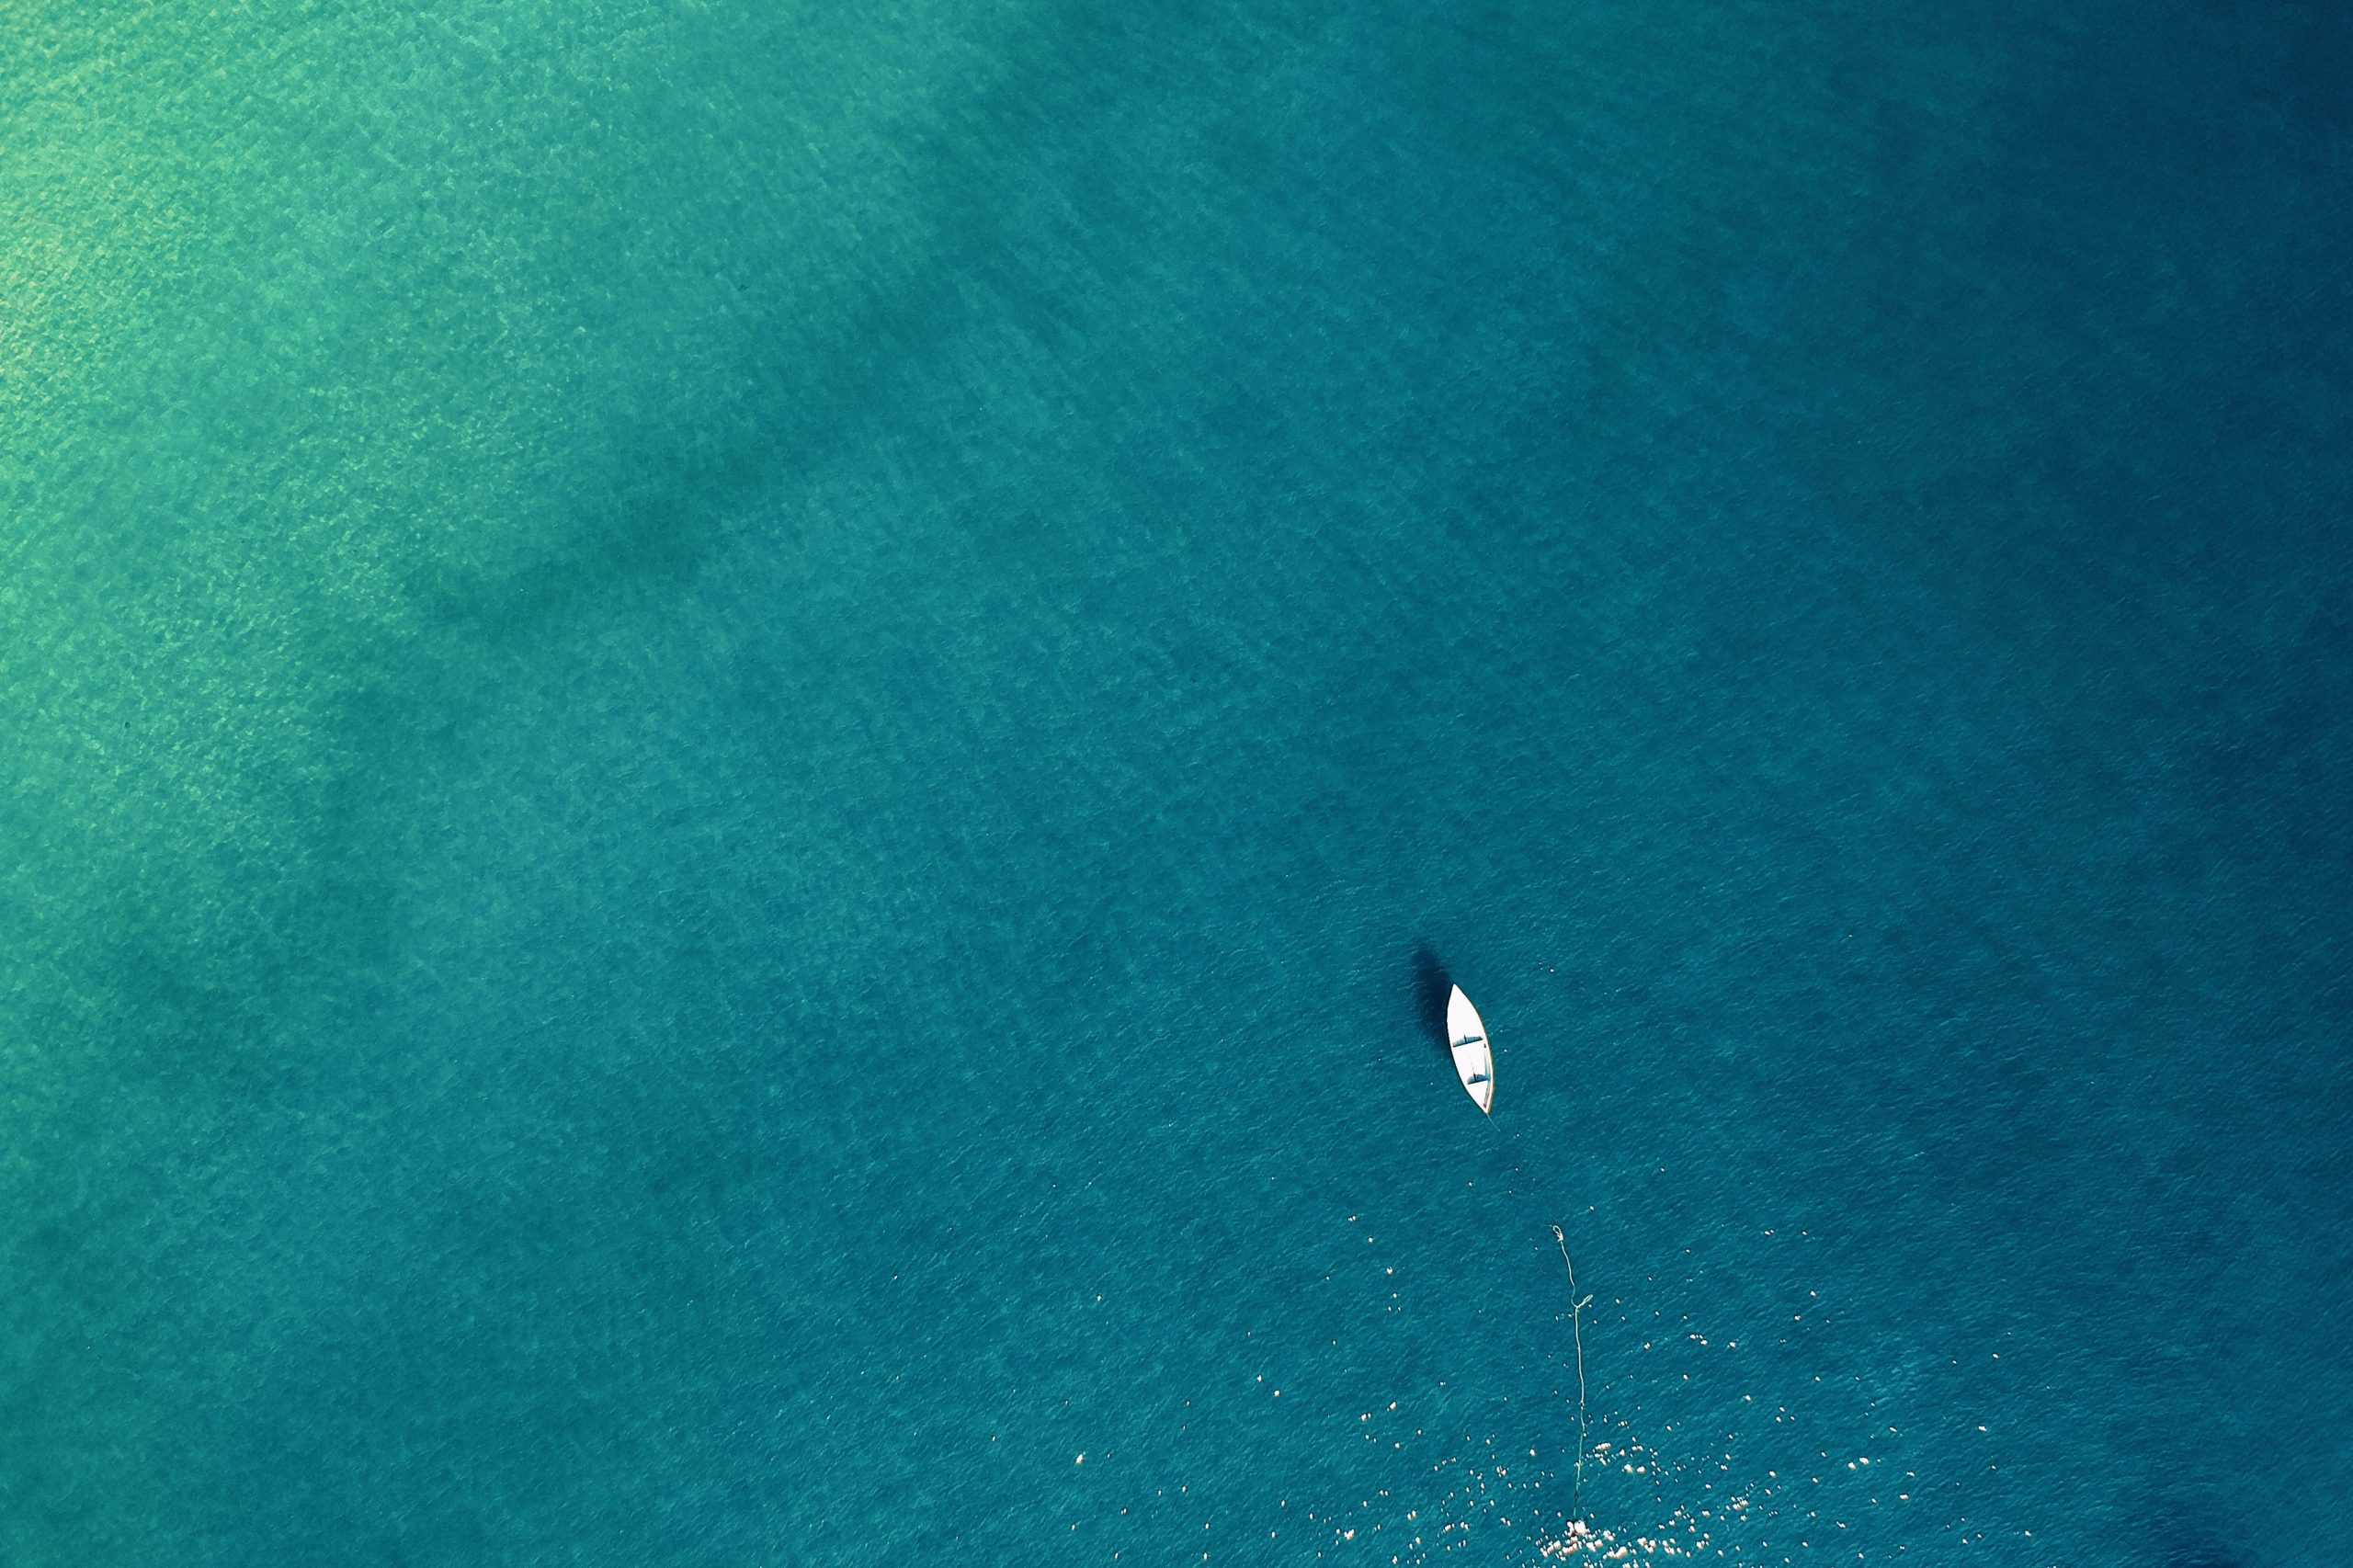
4, 0, 2347, 1563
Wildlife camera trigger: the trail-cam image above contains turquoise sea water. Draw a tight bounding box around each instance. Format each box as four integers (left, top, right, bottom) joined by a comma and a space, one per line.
4, 1, 2347, 1563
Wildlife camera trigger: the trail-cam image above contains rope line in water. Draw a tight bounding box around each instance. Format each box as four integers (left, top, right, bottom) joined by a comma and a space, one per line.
1552, 1225, 1595, 1534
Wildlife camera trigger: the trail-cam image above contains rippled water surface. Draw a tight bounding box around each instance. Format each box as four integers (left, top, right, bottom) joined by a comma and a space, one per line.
4, 1, 2347, 1563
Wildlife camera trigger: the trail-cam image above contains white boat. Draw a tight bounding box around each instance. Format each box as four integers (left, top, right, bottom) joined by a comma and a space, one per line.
1447, 985, 1494, 1114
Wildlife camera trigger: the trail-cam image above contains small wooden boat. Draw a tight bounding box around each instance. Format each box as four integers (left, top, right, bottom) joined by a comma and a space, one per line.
1447, 985, 1494, 1115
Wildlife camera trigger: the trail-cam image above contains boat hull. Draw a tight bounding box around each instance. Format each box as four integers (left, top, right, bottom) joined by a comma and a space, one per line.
1447, 985, 1494, 1114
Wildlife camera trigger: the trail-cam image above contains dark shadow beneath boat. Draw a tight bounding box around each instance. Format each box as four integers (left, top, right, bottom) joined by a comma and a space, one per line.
1410, 945, 1452, 1059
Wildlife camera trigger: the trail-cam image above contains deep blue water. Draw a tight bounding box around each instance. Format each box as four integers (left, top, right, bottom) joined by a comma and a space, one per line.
3, 0, 2347, 1563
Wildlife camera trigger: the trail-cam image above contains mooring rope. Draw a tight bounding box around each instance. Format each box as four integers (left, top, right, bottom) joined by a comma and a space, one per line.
1552, 1224, 1595, 1533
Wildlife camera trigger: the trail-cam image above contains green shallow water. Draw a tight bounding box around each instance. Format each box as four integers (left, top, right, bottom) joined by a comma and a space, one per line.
5, 1, 2348, 1563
